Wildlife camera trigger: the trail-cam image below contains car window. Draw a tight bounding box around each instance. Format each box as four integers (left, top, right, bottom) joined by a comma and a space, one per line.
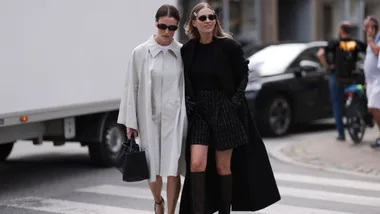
289, 47, 323, 70
248, 44, 306, 76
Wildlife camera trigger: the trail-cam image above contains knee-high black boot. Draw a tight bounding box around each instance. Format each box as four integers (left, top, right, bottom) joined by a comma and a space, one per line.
219, 174, 232, 214
191, 171, 205, 214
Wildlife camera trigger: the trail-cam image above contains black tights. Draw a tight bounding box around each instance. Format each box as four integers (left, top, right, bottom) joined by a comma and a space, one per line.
190, 172, 232, 214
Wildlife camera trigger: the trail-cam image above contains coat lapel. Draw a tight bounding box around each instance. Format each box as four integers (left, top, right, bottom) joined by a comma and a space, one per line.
183, 39, 197, 100
185, 39, 197, 75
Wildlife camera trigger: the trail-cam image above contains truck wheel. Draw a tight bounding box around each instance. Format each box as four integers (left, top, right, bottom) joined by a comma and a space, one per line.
88, 122, 125, 167
0, 142, 14, 161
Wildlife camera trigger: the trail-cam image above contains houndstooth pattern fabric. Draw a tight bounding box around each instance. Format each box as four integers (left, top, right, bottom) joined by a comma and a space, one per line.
188, 90, 248, 151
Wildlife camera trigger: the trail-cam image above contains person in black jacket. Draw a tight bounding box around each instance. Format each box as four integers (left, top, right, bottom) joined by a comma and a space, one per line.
317, 21, 367, 141
179, 2, 280, 214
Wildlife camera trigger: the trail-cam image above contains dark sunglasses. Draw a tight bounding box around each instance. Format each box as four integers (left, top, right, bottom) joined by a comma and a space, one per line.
157, 23, 178, 31
197, 14, 217, 22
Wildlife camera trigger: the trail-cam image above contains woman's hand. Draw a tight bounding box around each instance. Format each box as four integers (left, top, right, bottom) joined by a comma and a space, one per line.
126, 127, 138, 139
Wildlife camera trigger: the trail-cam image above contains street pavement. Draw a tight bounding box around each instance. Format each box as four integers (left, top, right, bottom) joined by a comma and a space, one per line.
268, 124, 380, 177
1, 122, 380, 214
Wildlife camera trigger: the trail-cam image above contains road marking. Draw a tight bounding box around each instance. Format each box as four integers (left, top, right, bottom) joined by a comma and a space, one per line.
2, 196, 150, 214
280, 186, 380, 207
76, 184, 178, 200
2, 196, 356, 214
274, 172, 380, 191
77, 184, 154, 198
259, 203, 356, 214
77, 184, 380, 208
161, 173, 380, 192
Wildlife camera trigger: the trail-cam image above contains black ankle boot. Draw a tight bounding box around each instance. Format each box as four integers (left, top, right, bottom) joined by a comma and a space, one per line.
191, 171, 205, 214
219, 174, 232, 214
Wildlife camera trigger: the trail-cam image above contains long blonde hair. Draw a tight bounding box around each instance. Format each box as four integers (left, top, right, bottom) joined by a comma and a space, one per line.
184, 2, 232, 39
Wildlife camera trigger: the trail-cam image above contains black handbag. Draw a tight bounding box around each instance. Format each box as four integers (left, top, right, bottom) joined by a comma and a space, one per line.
115, 136, 150, 182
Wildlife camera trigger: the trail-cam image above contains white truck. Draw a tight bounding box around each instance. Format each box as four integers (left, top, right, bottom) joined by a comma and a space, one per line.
0, 0, 178, 166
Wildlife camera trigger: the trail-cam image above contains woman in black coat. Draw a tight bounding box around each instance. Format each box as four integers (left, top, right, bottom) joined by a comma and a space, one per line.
178, 2, 281, 214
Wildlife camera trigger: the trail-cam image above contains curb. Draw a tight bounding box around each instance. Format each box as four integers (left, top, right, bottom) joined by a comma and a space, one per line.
268, 141, 380, 179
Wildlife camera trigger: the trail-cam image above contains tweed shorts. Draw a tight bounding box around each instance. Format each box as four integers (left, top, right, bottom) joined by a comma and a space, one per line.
188, 90, 248, 151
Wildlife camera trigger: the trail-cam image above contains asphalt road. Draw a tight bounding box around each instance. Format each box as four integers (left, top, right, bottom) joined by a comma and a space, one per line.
1, 121, 380, 214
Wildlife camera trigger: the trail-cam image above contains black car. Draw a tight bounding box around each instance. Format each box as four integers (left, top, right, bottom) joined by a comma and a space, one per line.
245, 41, 365, 136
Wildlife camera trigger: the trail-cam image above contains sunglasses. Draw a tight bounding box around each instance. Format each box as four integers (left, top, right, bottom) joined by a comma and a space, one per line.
157, 23, 178, 31
197, 14, 217, 22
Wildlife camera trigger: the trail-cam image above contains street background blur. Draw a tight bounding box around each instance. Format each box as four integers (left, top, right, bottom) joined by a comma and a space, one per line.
180, 0, 380, 47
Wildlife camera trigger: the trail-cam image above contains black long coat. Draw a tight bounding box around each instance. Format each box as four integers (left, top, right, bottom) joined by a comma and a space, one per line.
178, 37, 281, 213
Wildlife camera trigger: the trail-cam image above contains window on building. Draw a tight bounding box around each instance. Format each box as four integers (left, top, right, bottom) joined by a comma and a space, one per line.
208, 0, 257, 44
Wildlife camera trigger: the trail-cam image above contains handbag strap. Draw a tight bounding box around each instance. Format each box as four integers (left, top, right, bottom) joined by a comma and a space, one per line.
127, 136, 138, 153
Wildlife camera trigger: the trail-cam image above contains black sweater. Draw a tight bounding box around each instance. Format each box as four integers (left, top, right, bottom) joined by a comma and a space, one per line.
189, 41, 221, 91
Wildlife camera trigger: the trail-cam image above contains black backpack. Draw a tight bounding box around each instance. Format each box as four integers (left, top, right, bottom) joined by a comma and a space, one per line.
336, 40, 358, 80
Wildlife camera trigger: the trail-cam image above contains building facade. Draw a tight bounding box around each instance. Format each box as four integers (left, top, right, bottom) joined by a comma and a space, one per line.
178, 0, 380, 45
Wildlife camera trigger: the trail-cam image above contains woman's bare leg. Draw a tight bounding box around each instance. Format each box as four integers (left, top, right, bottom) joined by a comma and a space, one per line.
149, 175, 164, 214
166, 175, 181, 214
215, 149, 232, 175
191, 145, 208, 172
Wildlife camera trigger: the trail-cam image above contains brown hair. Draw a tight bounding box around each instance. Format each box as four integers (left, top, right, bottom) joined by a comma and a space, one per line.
155, 4, 180, 23
184, 2, 231, 39
339, 21, 352, 34
366, 16, 379, 31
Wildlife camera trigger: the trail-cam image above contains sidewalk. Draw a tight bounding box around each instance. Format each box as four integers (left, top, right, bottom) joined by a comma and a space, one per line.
270, 127, 380, 177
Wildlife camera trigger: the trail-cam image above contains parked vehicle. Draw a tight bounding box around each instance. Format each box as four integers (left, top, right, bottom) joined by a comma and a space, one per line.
245, 41, 365, 136
0, 0, 178, 165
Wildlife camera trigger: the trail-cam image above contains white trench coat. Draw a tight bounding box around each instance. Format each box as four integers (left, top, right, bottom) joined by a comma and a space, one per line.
117, 35, 187, 182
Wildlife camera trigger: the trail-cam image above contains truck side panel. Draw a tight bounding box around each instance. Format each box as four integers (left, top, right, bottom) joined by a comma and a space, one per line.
0, 0, 177, 116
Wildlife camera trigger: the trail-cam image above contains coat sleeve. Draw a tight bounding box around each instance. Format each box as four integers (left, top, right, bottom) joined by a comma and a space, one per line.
226, 39, 249, 102
117, 50, 139, 130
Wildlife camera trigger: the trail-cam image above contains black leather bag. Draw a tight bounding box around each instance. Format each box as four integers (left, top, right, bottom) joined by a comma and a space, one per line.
115, 136, 149, 182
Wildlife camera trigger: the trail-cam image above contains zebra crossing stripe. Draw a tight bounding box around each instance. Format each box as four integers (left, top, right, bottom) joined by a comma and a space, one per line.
259, 204, 355, 214
76, 184, 174, 200
5, 173, 378, 214
280, 186, 380, 207
76, 184, 380, 208
2, 196, 149, 214
274, 172, 380, 191
164, 173, 380, 192
2, 196, 356, 214
75, 184, 183, 212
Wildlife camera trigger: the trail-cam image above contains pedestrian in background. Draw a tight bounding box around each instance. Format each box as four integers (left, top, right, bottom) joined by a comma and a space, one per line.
317, 21, 366, 141
363, 16, 380, 148
117, 4, 187, 214
179, 2, 280, 214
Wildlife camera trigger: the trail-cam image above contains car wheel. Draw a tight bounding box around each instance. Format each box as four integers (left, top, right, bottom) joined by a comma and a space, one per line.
260, 95, 292, 136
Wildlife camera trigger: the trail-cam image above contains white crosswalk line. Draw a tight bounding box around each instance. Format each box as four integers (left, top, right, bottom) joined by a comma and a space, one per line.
6, 172, 380, 214
76, 184, 380, 208
164, 173, 380, 192
76, 184, 171, 200
274, 172, 380, 191
1, 195, 357, 214
2, 196, 149, 214
259, 204, 356, 214
280, 186, 380, 207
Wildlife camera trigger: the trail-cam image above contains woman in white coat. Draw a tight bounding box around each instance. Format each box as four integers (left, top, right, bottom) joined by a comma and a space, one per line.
117, 4, 187, 214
